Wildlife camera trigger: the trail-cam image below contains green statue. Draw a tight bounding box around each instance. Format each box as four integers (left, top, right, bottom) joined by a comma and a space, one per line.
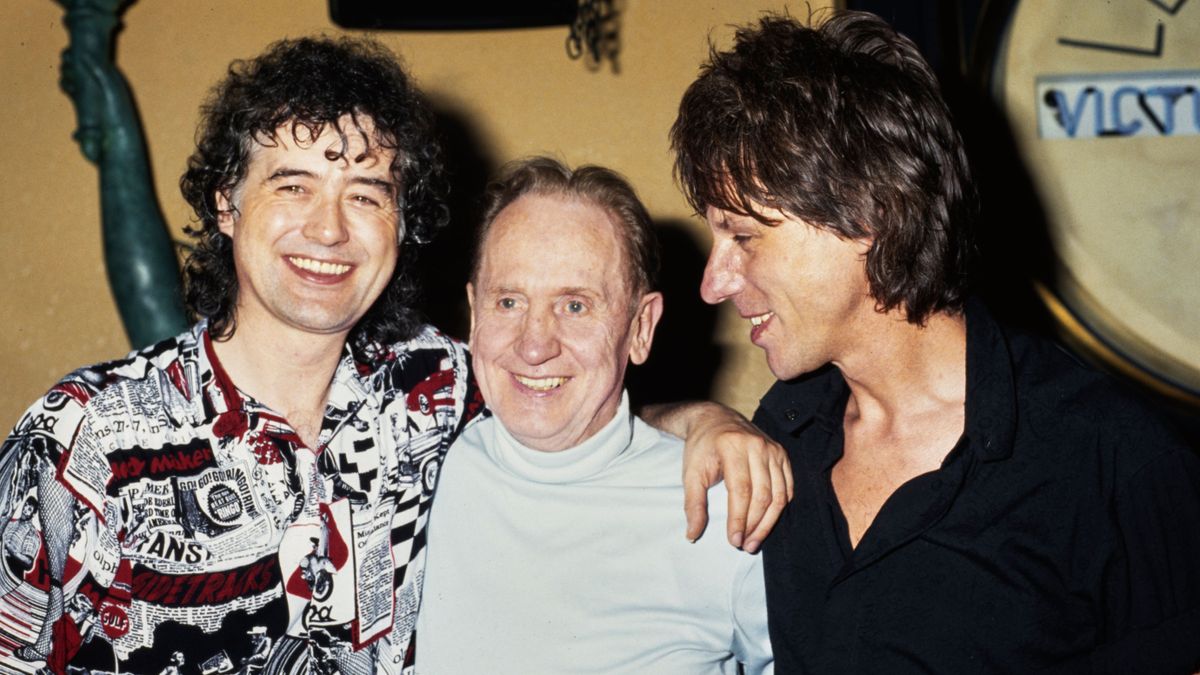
55, 0, 188, 348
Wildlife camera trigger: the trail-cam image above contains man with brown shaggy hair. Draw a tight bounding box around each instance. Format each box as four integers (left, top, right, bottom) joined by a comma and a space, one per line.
672, 10, 1200, 673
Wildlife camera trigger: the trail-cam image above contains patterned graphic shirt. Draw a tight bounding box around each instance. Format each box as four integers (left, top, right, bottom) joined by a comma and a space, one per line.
0, 322, 480, 674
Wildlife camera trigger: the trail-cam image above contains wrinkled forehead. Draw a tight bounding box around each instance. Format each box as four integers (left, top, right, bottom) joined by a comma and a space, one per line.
477, 194, 632, 291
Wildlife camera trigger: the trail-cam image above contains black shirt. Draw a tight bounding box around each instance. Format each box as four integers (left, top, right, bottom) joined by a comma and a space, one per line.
754, 300, 1200, 674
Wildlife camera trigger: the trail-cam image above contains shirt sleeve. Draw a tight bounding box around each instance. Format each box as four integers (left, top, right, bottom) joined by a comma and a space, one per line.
731, 553, 775, 674
1091, 435, 1200, 675
0, 389, 88, 668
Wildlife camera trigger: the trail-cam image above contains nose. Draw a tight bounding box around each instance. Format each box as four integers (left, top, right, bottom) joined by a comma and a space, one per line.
700, 241, 743, 305
302, 197, 350, 246
515, 306, 561, 365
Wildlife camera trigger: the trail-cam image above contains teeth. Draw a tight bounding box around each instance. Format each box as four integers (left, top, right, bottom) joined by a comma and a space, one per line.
289, 256, 350, 275
514, 375, 569, 391
749, 312, 774, 326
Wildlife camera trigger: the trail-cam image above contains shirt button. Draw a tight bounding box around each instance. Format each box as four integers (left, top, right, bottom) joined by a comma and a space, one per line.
785, 409, 798, 421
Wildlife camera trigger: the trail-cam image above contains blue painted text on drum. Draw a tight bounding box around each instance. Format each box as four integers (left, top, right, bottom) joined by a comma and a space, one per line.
1036, 71, 1200, 139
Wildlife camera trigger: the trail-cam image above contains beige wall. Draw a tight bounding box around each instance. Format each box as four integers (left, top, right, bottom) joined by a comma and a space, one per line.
1, 1, 826, 428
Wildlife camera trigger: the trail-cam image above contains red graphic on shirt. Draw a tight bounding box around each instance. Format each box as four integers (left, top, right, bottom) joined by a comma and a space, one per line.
100, 557, 133, 639
407, 368, 456, 415
22, 545, 52, 591
250, 433, 283, 465
132, 557, 280, 606
165, 360, 191, 400
284, 502, 350, 601
213, 410, 248, 440
98, 603, 129, 640
63, 552, 83, 584
50, 614, 84, 675
50, 382, 92, 406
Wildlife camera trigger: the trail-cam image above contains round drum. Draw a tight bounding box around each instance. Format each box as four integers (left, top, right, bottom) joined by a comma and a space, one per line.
982, 0, 1200, 404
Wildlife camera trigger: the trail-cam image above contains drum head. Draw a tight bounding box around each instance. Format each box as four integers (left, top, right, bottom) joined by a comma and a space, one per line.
984, 0, 1200, 403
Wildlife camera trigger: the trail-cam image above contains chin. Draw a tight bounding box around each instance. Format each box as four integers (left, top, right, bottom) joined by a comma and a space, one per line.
763, 350, 794, 380
765, 352, 820, 381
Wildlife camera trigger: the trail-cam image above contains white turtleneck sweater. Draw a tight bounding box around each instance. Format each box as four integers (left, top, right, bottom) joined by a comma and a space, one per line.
415, 394, 773, 674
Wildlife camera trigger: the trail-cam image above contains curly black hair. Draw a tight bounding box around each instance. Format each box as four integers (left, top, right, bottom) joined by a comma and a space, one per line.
672, 11, 976, 325
179, 36, 449, 347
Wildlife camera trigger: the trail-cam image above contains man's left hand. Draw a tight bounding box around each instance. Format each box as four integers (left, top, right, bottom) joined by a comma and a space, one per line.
644, 401, 793, 552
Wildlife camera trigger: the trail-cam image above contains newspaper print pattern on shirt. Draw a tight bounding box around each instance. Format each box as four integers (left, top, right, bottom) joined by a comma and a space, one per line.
0, 321, 481, 675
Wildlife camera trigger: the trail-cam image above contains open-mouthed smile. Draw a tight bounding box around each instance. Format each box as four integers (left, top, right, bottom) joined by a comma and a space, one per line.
513, 374, 569, 392
749, 311, 774, 326
287, 255, 351, 276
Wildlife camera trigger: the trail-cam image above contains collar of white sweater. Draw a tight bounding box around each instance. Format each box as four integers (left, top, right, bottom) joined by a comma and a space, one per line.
484, 391, 636, 484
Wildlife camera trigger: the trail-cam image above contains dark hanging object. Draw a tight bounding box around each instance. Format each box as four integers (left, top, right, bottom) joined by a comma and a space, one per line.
329, 0, 577, 30
565, 0, 619, 69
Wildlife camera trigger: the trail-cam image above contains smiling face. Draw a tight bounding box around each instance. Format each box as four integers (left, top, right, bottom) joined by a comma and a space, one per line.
469, 193, 662, 452
700, 204, 874, 380
216, 114, 401, 342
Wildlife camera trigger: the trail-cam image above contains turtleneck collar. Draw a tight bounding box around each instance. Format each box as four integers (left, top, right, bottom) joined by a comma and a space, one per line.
484, 391, 635, 484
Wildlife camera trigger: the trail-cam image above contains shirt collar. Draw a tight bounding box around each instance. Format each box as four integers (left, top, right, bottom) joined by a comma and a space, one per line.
200, 323, 243, 416
760, 365, 844, 427
484, 391, 635, 484
962, 297, 1018, 462
758, 298, 1018, 463
194, 322, 374, 450
758, 366, 848, 471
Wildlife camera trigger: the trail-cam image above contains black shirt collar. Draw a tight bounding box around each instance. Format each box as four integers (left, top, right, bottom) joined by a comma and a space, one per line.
758, 298, 1018, 463
962, 297, 1018, 462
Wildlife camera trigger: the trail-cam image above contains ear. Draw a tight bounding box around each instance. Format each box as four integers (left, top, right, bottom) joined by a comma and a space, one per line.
853, 234, 873, 259
627, 291, 664, 366
215, 188, 237, 236
466, 282, 477, 350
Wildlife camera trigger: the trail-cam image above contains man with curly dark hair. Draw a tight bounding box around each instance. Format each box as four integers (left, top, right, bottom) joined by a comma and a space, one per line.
672, 9, 1200, 674
179, 37, 448, 351
0, 35, 789, 675
0, 36, 477, 674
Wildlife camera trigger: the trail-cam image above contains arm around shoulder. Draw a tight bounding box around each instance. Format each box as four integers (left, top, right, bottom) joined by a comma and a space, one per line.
642, 400, 793, 552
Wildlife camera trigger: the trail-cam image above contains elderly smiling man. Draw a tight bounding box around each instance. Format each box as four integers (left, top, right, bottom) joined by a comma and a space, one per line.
415, 158, 773, 674
0, 38, 786, 674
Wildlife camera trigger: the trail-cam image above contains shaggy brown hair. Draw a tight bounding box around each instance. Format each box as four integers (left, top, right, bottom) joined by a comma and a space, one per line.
672, 11, 976, 324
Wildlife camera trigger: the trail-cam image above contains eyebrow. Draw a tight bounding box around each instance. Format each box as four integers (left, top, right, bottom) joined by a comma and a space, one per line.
482, 285, 603, 299
266, 168, 315, 181
717, 210, 765, 231
558, 286, 602, 298
483, 284, 519, 294
265, 169, 396, 197
350, 176, 397, 197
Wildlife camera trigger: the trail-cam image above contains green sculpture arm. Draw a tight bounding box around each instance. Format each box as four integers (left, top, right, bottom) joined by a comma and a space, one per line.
56, 0, 188, 348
